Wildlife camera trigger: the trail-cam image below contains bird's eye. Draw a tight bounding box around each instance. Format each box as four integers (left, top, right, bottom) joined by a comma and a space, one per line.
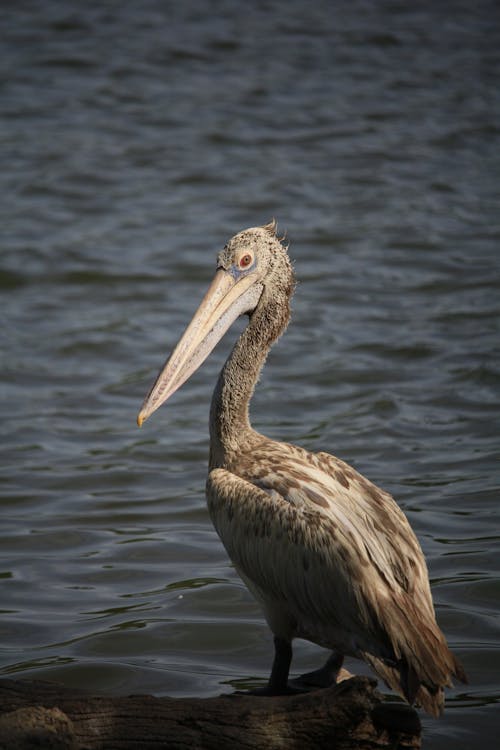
239, 254, 253, 268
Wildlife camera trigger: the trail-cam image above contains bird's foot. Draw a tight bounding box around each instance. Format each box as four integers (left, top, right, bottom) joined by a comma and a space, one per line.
237, 654, 344, 696
288, 652, 344, 692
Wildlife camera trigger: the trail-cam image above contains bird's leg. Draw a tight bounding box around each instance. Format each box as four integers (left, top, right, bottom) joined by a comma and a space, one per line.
268, 636, 293, 693
241, 644, 343, 696
242, 636, 294, 696
289, 651, 344, 691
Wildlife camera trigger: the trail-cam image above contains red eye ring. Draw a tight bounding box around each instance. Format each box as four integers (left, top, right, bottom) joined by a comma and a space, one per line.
239, 254, 253, 268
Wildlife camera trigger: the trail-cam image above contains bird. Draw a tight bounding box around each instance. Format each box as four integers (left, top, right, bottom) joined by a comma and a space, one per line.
137, 220, 466, 716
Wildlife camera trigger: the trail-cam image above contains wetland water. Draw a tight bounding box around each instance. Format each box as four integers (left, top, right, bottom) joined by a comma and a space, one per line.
1, 2, 499, 746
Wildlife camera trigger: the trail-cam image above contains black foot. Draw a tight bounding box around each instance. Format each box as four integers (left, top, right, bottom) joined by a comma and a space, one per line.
237, 653, 345, 696
288, 652, 344, 692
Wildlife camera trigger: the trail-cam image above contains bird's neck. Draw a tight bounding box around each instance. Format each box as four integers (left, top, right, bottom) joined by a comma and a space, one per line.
209, 285, 291, 469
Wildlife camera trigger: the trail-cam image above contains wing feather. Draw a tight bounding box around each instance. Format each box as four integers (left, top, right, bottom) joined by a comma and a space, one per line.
207, 464, 395, 658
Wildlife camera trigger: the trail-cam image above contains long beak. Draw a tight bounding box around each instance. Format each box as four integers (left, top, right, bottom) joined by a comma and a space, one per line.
137, 268, 263, 426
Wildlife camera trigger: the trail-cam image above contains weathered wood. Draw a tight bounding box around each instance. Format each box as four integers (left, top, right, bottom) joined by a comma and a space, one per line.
0, 674, 421, 750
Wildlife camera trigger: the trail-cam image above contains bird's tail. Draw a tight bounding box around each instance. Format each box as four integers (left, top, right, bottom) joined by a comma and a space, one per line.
362, 598, 467, 717
362, 655, 445, 717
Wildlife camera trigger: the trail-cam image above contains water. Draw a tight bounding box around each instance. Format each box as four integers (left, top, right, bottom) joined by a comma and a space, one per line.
1, 1, 499, 745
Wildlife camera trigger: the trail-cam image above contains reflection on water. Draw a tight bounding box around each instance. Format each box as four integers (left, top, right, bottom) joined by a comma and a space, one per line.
1, 1, 500, 746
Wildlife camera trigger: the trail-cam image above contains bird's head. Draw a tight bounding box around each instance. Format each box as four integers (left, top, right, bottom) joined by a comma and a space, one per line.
137, 220, 293, 426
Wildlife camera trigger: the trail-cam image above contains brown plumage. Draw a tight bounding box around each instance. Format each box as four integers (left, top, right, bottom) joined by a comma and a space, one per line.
138, 221, 467, 716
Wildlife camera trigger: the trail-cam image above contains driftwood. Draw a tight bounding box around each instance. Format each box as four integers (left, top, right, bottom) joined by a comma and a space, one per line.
0, 672, 421, 750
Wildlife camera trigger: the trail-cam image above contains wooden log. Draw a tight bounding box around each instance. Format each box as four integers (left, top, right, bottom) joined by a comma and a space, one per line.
0, 673, 421, 750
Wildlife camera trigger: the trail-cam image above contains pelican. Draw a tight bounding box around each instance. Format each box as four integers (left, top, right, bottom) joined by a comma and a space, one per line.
137, 221, 466, 716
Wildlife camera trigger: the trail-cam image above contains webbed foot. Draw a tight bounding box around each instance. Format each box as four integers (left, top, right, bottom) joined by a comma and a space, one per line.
288, 652, 344, 691
237, 652, 345, 696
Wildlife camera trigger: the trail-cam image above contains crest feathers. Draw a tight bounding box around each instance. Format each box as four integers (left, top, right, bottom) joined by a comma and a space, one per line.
262, 218, 287, 244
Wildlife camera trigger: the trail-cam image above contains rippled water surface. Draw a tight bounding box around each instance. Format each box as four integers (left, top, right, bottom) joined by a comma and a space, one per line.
2, 1, 499, 746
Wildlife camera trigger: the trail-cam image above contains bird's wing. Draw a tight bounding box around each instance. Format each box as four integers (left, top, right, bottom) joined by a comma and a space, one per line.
206, 464, 378, 656
235, 439, 433, 605
312, 449, 432, 602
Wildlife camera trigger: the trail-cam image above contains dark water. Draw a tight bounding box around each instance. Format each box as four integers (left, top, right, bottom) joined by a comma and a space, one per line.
2, 1, 499, 745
